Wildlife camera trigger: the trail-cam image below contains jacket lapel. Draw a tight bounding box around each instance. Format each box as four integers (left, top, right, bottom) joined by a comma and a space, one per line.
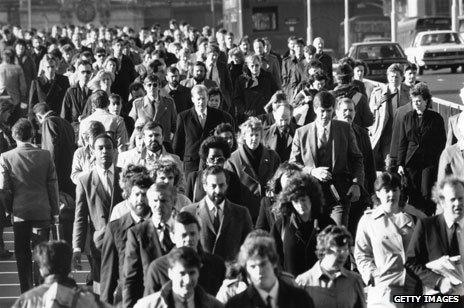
331, 122, 339, 171
154, 98, 168, 122
437, 215, 450, 253
91, 170, 111, 213
258, 148, 272, 182
266, 125, 278, 149
219, 200, 232, 235
198, 199, 216, 235
308, 122, 317, 165
146, 221, 163, 258
238, 145, 259, 181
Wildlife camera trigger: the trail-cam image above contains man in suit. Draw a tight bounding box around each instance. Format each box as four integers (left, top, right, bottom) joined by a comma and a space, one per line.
388, 102, 413, 171
100, 172, 153, 305
60, 59, 92, 132
369, 63, 410, 171
129, 75, 177, 145
123, 182, 176, 307
0, 119, 59, 292
28, 54, 69, 116
79, 90, 129, 151
72, 133, 123, 287
225, 232, 314, 308
144, 211, 225, 296
253, 38, 281, 88
173, 85, 234, 174
134, 247, 224, 308
182, 165, 253, 261
405, 177, 464, 304
335, 97, 376, 233
290, 91, 364, 226
262, 103, 296, 162
111, 38, 137, 104
205, 44, 233, 108
181, 61, 218, 90
162, 66, 192, 113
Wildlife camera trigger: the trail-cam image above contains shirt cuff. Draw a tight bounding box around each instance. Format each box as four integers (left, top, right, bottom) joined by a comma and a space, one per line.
73, 248, 81, 253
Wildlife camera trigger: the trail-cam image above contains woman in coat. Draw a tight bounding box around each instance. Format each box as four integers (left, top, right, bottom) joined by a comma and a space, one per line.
271, 174, 335, 276
397, 82, 446, 216
224, 117, 280, 223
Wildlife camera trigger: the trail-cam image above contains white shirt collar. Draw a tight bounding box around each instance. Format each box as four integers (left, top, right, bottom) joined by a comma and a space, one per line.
315, 120, 331, 136
195, 108, 207, 118
443, 213, 464, 230
255, 279, 279, 308
129, 202, 151, 224
95, 164, 114, 177
152, 215, 174, 229
205, 197, 224, 213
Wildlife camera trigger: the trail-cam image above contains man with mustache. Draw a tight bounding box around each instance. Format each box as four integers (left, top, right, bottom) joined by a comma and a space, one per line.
162, 66, 192, 113
335, 97, 376, 234
180, 61, 218, 90
100, 169, 153, 305
182, 165, 252, 261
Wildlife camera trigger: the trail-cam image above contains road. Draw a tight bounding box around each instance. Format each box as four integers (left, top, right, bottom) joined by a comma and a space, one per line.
418, 68, 464, 103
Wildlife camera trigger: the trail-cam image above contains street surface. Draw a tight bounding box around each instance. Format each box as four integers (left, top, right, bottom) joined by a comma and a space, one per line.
418, 68, 464, 103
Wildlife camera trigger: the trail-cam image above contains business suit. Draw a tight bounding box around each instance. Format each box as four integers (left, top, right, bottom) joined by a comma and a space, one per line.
129, 95, 177, 143
290, 120, 364, 225
111, 54, 136, 104
446, 113, 464, 146
369, 84, 410, 170
40, 112, 76, 198
262, 123, 296, 162
437, 144, 464, 182
162, 84, 192, 113
180, 77, 218, 90
173, 107, 234, 174
225, 279, 315, 308
100, 212, 136, 304
72, 167, 123, 283
398, 110, 446, 215
389, 103, 413, 170
182, 198, 253, 261
123, 219, 165, 308
405, 214, 464, 300
28, 74, 70, 115
60, 85, 91, 132
224, 145, 280, 222
0, 144, 59, 292
207, 60, 233, 109
144, 247, 225, 296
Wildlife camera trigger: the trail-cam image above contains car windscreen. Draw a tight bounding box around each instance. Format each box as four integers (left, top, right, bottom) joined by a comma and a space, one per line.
420, 33, 462, 45
356, 44, 404, 60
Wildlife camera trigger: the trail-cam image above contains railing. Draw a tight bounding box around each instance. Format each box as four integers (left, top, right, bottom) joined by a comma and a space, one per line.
365, 79, 463, 131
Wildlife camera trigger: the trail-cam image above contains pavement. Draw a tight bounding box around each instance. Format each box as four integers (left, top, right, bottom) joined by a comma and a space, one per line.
418, 68, 464, 103
0, 228, 90, 307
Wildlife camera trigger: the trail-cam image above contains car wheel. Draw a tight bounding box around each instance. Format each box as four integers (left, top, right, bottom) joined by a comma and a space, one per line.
418, 66, 424, 75
451, 65, 458, 73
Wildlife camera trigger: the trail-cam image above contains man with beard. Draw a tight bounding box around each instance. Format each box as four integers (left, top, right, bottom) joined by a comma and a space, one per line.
180, 61, 218, 90
262, 103, 297, 162
182, 165, 253, 261
335, 97, 376, 235
143, 211, 226, 296
129, 75, 177, 146
72, 134, 123, 290
162, 66, 192, 113
100, 171, 153, 305
173, 85, 234, 174
123, 182, 176, 307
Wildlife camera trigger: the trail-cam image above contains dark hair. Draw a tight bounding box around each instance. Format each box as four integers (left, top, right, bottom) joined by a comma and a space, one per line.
404, 63, 417, 72
12, 118, 33, 141
92, 133, 115, 148
166, 66, 179, 75
143, 74, 160, 85
129, 82, 144, 93
173, 211, 201, 231
308, 59, 323, 71
238, 232, 279, 267
75, 59, 92, 69
148, 60, 164, 73
199, 135, 231, 163
214, 123, 237, 151
374, 171, 402, 192
409, 82, 432, 107
87, 121, 106, 140
152, 161, 182, 187
193, 61, 206, 71
95, 47, 106, 55
307, 70, 327, 85
295, 38, 305, 46
287, 36, 297, 43
316, 225, 353, 260
109, 93, 122, 105
33, 240, 72, 277
267, 162, 303, 195
89, 90, 110, 109
167, 246, 202, 269
201, 165, 227, 185
278, 174, 325, 219
121, 171, 153, 199
304, 45, 317, 56
32, 102, 51, 115
338, 56, 356, 68
143, 120, 163, 134
353, 60, 368, 74
119, 164, 150, 198
1, 49, 15, 64
313, 91, 335, 109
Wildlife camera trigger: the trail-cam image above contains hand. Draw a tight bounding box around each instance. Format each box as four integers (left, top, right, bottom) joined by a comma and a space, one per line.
439, 277, 454, 294
310, 167, 332, 182
72, 251, 82, 270
347, 184, 361, 202
397, 166, 405, 177
295, 271, 311, 287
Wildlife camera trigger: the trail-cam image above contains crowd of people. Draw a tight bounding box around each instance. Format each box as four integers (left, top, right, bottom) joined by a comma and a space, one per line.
0, 19, 461, 308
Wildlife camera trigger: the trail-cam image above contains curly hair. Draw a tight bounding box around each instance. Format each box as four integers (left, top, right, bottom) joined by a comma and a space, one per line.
121, 172, 153, 200
266, 162, 303, 195
409, 82, 432, 108
237, 117, 263, 145
199, 135, 231, 164
276, 174, 325, 219
151, 161, 182, 187
119, 164, 150, 199
315, 225, 353, 260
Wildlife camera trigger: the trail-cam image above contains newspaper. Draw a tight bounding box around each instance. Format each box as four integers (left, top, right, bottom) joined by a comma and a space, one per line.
425, 255, 464, 296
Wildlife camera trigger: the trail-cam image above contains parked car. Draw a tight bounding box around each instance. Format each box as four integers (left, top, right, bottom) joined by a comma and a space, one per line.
405, 30, 464, 74
347, 41, 409, 82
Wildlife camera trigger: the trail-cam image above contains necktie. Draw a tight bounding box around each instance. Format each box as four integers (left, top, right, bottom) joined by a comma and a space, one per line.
450, 223, 460, 256
159, 225, 174, 253
104, 170, 113, 198
265, 295, 272, 308
318, 127, 328, 148
213, 207, 221, 232
199, 113, 206, 128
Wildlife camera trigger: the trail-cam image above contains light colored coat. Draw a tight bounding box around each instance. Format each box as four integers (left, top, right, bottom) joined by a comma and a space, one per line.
0, 62, 27, 105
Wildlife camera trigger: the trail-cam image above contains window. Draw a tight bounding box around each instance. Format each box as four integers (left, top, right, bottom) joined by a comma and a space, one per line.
252, 7, 278, 32
420, 33, 462, 46
357, 44, 404, 59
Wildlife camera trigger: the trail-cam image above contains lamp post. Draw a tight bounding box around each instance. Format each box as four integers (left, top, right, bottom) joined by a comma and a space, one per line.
307, 0, 312, 44
452, 0, 458, 32
391, 0, 397, 42
344, 0, 349, 54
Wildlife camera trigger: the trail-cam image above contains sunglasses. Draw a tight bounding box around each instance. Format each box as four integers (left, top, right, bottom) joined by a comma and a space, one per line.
145, 83, 159, 88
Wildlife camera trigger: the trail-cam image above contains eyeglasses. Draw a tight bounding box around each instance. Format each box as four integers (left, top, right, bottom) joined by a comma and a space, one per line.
145, 83, 159, 88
